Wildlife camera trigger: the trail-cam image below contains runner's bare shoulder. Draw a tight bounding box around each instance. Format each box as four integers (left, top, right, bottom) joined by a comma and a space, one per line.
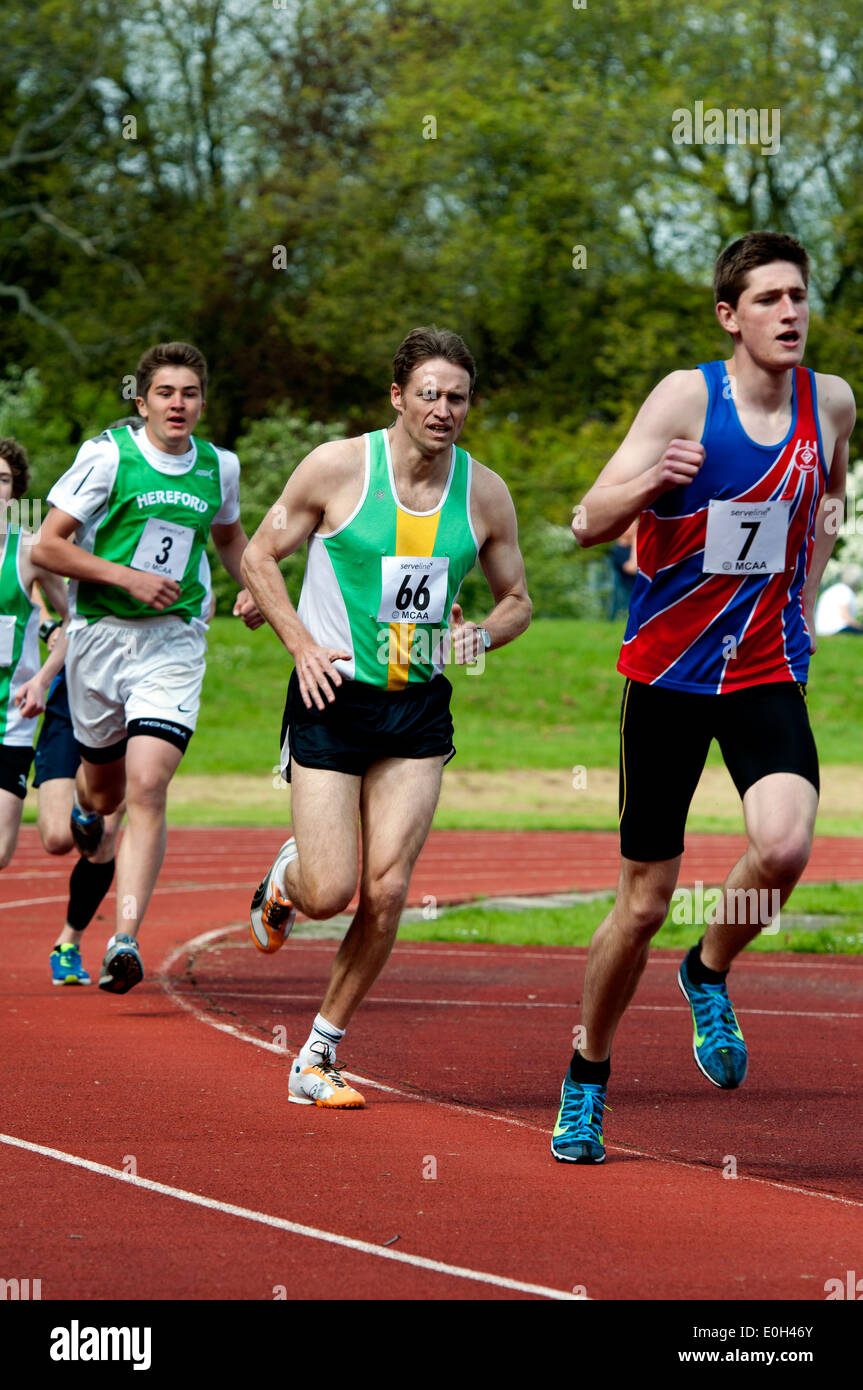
629, 369, 709, 443
812, 373, 856, 432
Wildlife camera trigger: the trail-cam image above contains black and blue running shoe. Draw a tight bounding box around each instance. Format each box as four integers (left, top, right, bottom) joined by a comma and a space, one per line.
550, 1073, 608, 1164
678, 948, 748, 1089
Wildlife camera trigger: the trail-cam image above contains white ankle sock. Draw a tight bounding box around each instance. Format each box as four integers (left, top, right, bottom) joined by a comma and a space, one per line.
299, 1013, 345, 1067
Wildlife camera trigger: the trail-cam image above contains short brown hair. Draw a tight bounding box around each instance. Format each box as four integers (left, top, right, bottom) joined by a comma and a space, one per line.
135, 341, 208, 401
714, 232, 809, 308
0, 436, 30, 498
393, 326, 476, 392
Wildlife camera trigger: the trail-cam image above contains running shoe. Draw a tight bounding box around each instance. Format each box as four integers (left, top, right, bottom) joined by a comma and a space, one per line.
98, 933, 143, 994
50, 943, 91, 986
289, 1042, 365, 1108
678, 947, 748, 1089
70, 804, 105, 858
550, 1072, 608, 1164
250, 838, 298, 953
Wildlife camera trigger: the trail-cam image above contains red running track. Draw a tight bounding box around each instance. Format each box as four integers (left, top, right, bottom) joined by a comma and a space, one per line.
1, 826, 861, 1302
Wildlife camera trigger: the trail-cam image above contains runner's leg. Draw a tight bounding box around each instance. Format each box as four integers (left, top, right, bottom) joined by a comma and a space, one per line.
316, 754, 444, 1030
113, 737, 182, 937
580, 855, 681, 1061
0, 788, 24, 869
281, 761, 362, 918
701, 771, 818, 971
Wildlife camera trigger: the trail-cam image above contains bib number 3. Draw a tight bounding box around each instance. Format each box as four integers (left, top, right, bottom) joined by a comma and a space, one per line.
131, 518, 195, 580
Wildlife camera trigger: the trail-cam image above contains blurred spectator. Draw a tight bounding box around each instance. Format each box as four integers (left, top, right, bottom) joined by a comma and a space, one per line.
815, 563, 863, 635
608, 520, 638, 619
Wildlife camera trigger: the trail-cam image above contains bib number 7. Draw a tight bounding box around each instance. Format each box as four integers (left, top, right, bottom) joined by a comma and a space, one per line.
702, 499, 790, 575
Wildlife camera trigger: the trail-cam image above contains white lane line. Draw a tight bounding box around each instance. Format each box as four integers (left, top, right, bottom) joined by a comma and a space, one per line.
0, 882, 254, 911
160, 926, 863, 1210
290, 942, 863, 971
0, 1132, 583, 1301
174, 988, 862, 1021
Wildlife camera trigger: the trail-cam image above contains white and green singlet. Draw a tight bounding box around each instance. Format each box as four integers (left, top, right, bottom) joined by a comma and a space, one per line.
47, 425, 241, 631
0, 528, 40, 745
297, 429, 479, 690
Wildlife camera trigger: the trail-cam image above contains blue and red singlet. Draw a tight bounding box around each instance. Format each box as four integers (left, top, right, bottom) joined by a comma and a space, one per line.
618, 360, 828, 694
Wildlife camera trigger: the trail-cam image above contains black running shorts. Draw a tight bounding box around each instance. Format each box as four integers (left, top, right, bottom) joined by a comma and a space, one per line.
33, 672, 79, 787
618, 678, 819, 862
0, 743, 35, 800
280, 670, 456, 781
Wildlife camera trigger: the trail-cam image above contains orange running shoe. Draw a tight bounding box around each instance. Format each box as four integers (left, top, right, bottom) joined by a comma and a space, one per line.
289, 1043, 366, 1108
249, 838, 298, 953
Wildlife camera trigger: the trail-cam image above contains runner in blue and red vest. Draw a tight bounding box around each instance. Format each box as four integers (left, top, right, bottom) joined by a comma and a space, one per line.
552, 231, 856, 1164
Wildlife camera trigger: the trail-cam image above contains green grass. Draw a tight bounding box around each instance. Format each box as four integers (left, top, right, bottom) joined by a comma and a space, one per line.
397, 881, 863, 954
185, 615, 863, 774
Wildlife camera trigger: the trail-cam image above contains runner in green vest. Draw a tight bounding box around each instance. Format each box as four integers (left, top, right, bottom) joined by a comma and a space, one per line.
242, 326, 532, 1108
0, 437, 71, 869
32, 342, 263, 994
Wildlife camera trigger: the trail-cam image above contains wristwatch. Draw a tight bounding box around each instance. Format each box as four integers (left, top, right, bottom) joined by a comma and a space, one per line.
477, 627, 492, 650
39, 619, 61, 644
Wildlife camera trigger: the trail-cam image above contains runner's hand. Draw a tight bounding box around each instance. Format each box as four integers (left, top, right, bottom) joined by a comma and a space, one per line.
293, 640, 351, 711
653, 440, 705, 493
448, 602, 484, 664
13, 676, 48, 719
124, 569, 182, 609
232, 588, 265, 630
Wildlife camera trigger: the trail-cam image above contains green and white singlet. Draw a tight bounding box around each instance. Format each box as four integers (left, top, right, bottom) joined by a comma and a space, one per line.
0, 529, 40, 746
297, 429, 479, 689
70, 428, 225, 624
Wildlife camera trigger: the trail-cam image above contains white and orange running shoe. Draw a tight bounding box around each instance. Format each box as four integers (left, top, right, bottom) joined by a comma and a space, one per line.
249, 838, 298, 953
289, 1042, 366, 1108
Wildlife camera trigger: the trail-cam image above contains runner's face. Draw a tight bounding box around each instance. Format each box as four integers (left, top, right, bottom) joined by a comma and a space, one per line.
137, 367, 205, 453
392, 358, 471, 454
721, 260, 809, 369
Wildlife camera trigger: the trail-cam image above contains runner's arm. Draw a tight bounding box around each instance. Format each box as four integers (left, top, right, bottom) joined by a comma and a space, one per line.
573, 371, 707, 547
240, 441, 358, 707
210, 519, 264, 629
802, 380, 857, 651
31, 507, 181, 610
13, 565, 70, 716
451, 467, 531, 663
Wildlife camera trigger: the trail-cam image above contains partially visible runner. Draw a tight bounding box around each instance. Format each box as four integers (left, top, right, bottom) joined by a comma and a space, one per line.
32, 344, 262, 994
0, 438, 71, 869
552, 231, 855, 1163
241, 326, 531, 1108
33, 611, 124, 985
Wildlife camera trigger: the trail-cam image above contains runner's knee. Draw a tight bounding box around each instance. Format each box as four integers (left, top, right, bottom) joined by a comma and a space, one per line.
615, 889, 671, 942
361, 867, 410, 923
751, 832, 810, 886
300, 873, 355, 920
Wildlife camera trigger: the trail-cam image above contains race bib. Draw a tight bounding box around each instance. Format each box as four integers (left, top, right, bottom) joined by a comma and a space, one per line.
0, 615, 14, 666
703, 499, 790, 575
130, 518, 195, 580
378, 555, 449, 623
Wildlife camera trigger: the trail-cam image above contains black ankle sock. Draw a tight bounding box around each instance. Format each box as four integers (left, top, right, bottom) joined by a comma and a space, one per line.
686, 940, 729, 986
569, 1050, 610, 1085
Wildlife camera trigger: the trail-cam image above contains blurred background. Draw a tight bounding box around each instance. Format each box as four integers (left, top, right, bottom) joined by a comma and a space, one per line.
2, 0, 863, 618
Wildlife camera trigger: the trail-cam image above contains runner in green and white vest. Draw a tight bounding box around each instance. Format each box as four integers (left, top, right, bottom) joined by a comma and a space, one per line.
240, 326, 532, 1110
32, 342, 263, 995
0, 436, 71, 870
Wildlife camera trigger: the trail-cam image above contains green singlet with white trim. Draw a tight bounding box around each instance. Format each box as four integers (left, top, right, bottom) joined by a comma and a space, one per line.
76, 428, 224, 624
0, 528, 39, 743
296, 429, 479, 689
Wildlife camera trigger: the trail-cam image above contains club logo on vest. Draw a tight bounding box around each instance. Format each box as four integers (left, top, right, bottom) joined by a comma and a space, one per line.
790, 439, 818, 472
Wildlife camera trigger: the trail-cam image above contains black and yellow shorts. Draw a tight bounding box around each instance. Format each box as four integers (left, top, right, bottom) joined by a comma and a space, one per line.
618, 678, 819, 862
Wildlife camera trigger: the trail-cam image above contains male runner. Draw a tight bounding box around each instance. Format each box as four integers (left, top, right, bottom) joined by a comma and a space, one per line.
0, 438, 70, 869
552, 231, 855, 1163
241, 326, 531, 1108
32, 343, 262, 994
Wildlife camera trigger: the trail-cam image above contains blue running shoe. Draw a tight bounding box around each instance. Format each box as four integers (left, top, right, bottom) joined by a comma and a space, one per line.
551, 1073, 608, 1164
678, 949, 747, 1089
98, 933, 143, 994
50, 943, 91, 986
